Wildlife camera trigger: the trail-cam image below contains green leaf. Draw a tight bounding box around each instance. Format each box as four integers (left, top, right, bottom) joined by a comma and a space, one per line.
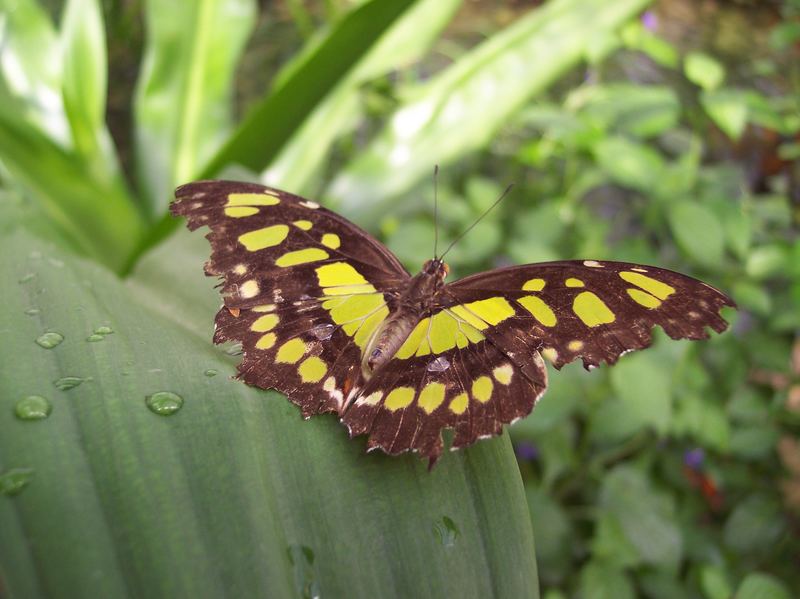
330, 0, 652, 223
667, 201, 725, 268
593, 135, 666, 194
599, 466, 683, 568
735, 573, 792, 599
134, 0, 257, 213
264, 0, 462, 192
701, 89, 748, 141
202, 0, 420, 179
573, 83, 681, 138
745, 245, 788, 280
579, 561, 635, 599
610, 350, 673, 435
619, 20, 679, 68
0, 227, 539, 598
0, 104, 145, 273
684, 52, 725, 91
0, 0, 66, 139
60, 0, 110, 165
723, 495, 785, 554
699, 564, 733, 599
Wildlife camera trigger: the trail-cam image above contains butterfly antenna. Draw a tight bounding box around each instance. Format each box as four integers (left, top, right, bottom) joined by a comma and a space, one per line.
433, 165, 440, 259
439, 183, 514, 261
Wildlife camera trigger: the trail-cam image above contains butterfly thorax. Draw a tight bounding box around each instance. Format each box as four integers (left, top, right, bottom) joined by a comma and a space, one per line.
361, 259, 449, 377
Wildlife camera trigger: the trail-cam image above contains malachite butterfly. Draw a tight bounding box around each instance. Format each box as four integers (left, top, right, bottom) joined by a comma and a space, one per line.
171, 180, 735, 466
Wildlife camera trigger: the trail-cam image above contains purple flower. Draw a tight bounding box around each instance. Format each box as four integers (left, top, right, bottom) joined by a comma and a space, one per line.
684, 447, 705, 470
641, 10, 658, 31
515, 441, 539, 461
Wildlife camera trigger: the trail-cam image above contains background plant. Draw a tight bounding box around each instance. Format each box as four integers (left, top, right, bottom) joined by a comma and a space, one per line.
1, 0, 798, 598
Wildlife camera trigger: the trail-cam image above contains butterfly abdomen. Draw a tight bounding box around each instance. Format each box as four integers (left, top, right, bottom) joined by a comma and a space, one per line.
362, 311, 419, 377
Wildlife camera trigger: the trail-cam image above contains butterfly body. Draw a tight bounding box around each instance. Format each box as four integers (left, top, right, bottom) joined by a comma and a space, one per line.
171, 180, 735, 466
363, 258, 448, 376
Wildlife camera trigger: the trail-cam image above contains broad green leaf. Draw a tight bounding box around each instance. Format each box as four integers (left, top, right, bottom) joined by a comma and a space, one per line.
672, 394, 730, 452
684, 52, 725, 91
134, 0, 257, 213
667, 201, 725, 268
526, 487, 573, 583
745, 244, 788, 280
735, 573, 792, 599
264, 0, 462, 192
0, 227, 539, 598
0, 103, 145, 273
330, 0, 653, 223
60, 0, 110, 165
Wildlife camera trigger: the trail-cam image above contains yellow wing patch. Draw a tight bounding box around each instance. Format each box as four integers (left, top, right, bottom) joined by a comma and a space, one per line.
619, 271, 675, 300
418, 382, 446, 414
385, 387, 415, 411
276, 339, 307, 364
298, 356, 327, 383
627, 288, 661, 308
239, 224, 289, 251
227, 192, 279, 207
517, 295, 557, 327
573, 291, 615, 327
276, 248, 329, 267
316, 262, 376, 295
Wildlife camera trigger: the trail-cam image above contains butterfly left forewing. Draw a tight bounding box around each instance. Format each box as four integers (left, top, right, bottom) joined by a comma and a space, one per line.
171, 180, 410, 418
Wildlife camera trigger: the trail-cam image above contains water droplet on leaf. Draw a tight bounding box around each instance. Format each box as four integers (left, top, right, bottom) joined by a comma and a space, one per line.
47, 258, 64, 268
433, 516, 459, 548
204, 369, 218, 377
287, 545, 320, 599
224, 343, 243, 356
86, 334, 105, 342
54, 376, 89, 391
35, 332, 64, 349
146, 392, 184, 416
24, 308, 40, 316
15, 395, 52, 420
94, 325, 113, 335
0, 468, 34, 496
18, 273, 36, 283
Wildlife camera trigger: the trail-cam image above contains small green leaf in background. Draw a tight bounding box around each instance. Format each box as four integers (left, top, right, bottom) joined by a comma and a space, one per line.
668, 200, 725, 268
735, 573, 792, 599
701, 89, 749, 140
684, 51, 725, 91
699, 564, 733, 599
579, 561, 635, 599
599, 467, 683, 569
723, 495, 786, 555
610, 350, 673, 435
593, 136, 666, 193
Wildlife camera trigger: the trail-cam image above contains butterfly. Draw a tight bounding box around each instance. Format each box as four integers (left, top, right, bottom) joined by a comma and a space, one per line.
171, 180, 735, 466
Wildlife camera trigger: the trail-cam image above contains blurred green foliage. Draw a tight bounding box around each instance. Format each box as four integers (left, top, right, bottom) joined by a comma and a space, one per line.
1, 0, 799, 597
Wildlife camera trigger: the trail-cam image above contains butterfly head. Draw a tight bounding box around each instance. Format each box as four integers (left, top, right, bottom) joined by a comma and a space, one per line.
422, 258, 449, 283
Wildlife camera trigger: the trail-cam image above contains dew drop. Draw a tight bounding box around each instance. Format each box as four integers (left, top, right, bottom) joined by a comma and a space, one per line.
146, 391, 184, 416
35, 332, 64, 349
15, 395, 52, 420
0, 468, 34, 496
47, 258, 64, 268
312, 324, 334, 340
287, 544, 320, 599
204, 369, 218, 377
427, 356, 451, 372
24, 308, 40, 316
29, 250, 42, 260
18, 272, 36, 283
54, 376, 89, 391
433, 516, 459, 548
94, 325, 113, 335
86, 334, 105, 342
